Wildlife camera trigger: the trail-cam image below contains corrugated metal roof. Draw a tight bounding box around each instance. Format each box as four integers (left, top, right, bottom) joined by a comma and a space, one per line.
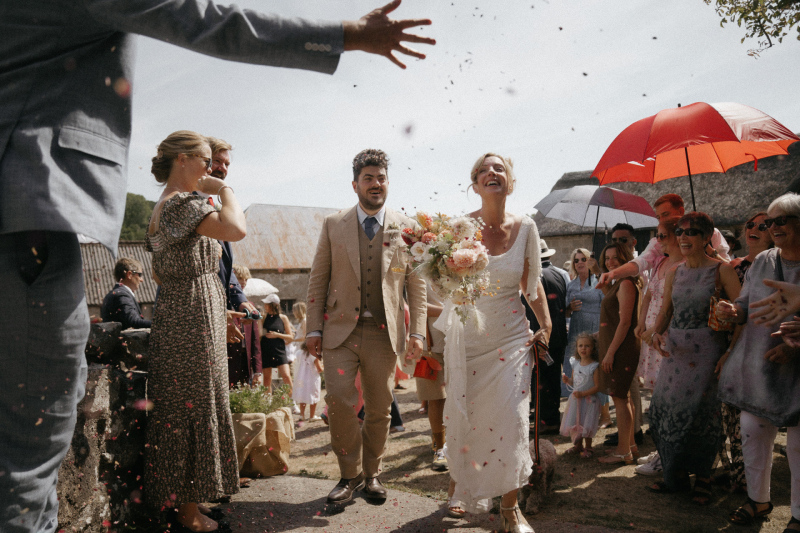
230, 204, 341, 270
81, 242, 158, 306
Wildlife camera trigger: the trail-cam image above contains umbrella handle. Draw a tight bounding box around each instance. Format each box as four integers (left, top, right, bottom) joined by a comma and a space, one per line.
745, 153, 758, 171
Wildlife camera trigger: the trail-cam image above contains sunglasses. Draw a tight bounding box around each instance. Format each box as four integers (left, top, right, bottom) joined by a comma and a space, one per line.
764, 215, 799, 228
655, 233, 670, 241
188, 154, 213, 170
745, 221, 768, 232
611, 237, 629, 244
674, 227, 704, 237
574, 257, 588, 263
130, 271, 143, 278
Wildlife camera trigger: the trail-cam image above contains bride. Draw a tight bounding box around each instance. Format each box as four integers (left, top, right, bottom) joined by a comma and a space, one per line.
440, 153, 552, 533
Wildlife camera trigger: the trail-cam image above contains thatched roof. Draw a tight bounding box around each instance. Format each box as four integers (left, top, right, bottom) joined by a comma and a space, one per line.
535, 139, 800, 237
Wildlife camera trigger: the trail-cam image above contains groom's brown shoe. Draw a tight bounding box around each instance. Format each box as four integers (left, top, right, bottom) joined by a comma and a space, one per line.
363, 477, 387, 501
326, 472, 366, 504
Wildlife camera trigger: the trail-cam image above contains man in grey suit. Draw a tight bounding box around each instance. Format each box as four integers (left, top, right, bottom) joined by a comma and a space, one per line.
0, 2, 434, 531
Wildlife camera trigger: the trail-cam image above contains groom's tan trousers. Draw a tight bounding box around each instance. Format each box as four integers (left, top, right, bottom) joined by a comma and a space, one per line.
323, 318, 397, 479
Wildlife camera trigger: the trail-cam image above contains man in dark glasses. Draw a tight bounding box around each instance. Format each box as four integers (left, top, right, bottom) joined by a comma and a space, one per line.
100, 258, 152, 330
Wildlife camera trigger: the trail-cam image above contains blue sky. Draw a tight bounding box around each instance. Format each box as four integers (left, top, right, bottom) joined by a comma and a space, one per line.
125, 0, 800, 217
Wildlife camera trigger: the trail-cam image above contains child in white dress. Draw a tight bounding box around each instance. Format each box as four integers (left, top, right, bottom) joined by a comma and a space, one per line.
291, 302, 323, 422
560, 332, 601, 458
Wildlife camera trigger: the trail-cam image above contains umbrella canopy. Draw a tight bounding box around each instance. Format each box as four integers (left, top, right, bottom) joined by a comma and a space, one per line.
534, 185, 658, 230
243, 278, 278, 300
591, 102, 800, 210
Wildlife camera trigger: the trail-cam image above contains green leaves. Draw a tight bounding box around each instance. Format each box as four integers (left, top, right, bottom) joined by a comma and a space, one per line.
705, 0, 800, 54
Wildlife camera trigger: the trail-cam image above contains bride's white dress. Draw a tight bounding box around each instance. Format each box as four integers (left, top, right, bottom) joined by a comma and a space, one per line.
438, 216, 542, 513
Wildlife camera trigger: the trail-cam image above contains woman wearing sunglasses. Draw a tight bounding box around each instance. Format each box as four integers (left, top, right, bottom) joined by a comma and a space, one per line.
637, 216, 683, 390
717, 193, 800, 532
145, 130, 246, 532
648, 212, 741, 505
730, 212, 773, 284
563, 248, 603, 395
712, 212, 774, 494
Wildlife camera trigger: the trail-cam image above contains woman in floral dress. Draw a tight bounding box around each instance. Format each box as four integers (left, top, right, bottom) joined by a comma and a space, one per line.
145, 130, 247, 532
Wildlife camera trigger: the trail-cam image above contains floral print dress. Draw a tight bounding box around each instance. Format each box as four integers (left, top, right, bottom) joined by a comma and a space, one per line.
144, 193, 239, 508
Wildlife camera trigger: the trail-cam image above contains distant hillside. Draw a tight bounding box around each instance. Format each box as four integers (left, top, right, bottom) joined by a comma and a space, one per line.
120, 193, 156, 241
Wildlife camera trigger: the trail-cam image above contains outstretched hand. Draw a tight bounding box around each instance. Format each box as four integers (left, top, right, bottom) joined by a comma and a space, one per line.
343, 0, 435, 68
596, 271, 613, 290
751, 279, 800, 327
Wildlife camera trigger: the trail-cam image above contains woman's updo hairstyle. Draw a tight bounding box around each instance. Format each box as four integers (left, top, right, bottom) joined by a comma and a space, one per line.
151, 130, 209, 184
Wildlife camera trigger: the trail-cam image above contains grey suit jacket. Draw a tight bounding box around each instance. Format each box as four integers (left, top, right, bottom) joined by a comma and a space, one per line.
0, 0, 343, 252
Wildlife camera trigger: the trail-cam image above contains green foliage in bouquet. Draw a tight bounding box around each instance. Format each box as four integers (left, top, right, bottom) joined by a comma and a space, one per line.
228, 383, 294, 415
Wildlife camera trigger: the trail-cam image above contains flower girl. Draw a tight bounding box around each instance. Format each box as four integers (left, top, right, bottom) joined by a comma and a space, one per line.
560, 333, 601, 458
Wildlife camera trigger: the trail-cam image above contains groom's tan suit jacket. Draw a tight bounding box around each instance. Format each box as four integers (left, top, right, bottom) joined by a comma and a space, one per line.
307, 206, 426, 354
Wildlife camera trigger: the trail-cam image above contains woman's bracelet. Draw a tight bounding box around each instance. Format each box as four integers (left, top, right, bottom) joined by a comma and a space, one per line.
217, 184, 233, 196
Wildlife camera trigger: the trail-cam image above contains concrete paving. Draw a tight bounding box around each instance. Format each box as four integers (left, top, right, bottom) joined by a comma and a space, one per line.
213, 475, 627, 533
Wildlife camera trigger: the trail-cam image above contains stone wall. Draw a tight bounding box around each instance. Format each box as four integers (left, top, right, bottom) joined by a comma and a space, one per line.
57, 323, 152, 533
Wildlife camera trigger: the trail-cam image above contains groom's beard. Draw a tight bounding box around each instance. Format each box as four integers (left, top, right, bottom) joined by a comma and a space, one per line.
357, 188, 387, 212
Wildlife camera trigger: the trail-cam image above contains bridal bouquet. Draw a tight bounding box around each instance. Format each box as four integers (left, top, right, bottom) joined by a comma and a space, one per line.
395, 212, 490, 321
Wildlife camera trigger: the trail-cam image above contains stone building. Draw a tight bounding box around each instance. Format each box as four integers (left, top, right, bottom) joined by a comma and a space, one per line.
534, 140, 800, 269
230, 204, 339, 313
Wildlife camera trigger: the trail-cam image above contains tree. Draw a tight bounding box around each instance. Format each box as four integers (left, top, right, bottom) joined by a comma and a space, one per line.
705, 0, 800, 56
120, 193, 155, 241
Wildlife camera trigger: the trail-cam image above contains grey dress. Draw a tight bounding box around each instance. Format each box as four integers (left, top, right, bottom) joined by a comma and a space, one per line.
649, 263, 728, 490
719, 248, 800, 427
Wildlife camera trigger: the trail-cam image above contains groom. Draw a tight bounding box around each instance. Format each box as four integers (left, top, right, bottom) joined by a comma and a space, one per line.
307, 149, 426, 504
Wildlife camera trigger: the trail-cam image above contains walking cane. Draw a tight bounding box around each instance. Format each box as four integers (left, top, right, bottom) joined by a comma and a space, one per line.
531, 339, 549, 466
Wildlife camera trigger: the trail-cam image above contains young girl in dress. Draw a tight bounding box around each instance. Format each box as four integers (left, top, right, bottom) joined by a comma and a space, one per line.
560, 333, 601, 458
291, 302, 324, 422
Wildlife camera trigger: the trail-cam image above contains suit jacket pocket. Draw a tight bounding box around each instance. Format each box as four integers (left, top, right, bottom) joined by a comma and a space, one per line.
326, 296, 337, 310
58, 125, 127, 165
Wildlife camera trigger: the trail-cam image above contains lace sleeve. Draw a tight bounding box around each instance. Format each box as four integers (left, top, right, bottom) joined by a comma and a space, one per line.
523, 217, 542, 303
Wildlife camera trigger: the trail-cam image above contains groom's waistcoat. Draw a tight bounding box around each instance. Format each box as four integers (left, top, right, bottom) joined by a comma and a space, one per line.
358, 224, 387, 327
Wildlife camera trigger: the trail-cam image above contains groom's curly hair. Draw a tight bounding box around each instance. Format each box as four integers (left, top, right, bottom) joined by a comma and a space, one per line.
352, 149, 389, 181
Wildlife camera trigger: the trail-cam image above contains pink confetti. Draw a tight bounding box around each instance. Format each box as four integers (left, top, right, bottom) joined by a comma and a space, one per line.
337, 368, 345, 375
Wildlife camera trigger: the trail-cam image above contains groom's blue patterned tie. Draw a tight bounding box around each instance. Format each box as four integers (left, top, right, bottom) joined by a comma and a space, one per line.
364, 216, 377, 240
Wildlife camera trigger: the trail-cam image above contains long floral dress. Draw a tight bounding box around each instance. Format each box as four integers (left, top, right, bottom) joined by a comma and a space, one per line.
144, 193, 239, 508
649, 263, 726, 491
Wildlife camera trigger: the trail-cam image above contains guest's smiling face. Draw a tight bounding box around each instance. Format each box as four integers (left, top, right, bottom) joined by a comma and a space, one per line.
676, 221, 707, 258
766, 207, 800, 250
656, 224, 677, 256
573, 252, 588, 275
210, 149, 231, 180
604, 248, 621, 271
744, 214, 771, 254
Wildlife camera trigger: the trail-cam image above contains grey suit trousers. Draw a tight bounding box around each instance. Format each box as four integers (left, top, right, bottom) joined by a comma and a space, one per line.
0, 232, 89, 533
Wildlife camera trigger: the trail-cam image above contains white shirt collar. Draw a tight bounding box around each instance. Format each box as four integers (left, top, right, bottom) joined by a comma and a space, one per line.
356, 204, 386, 227
118, 283, 136, 299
